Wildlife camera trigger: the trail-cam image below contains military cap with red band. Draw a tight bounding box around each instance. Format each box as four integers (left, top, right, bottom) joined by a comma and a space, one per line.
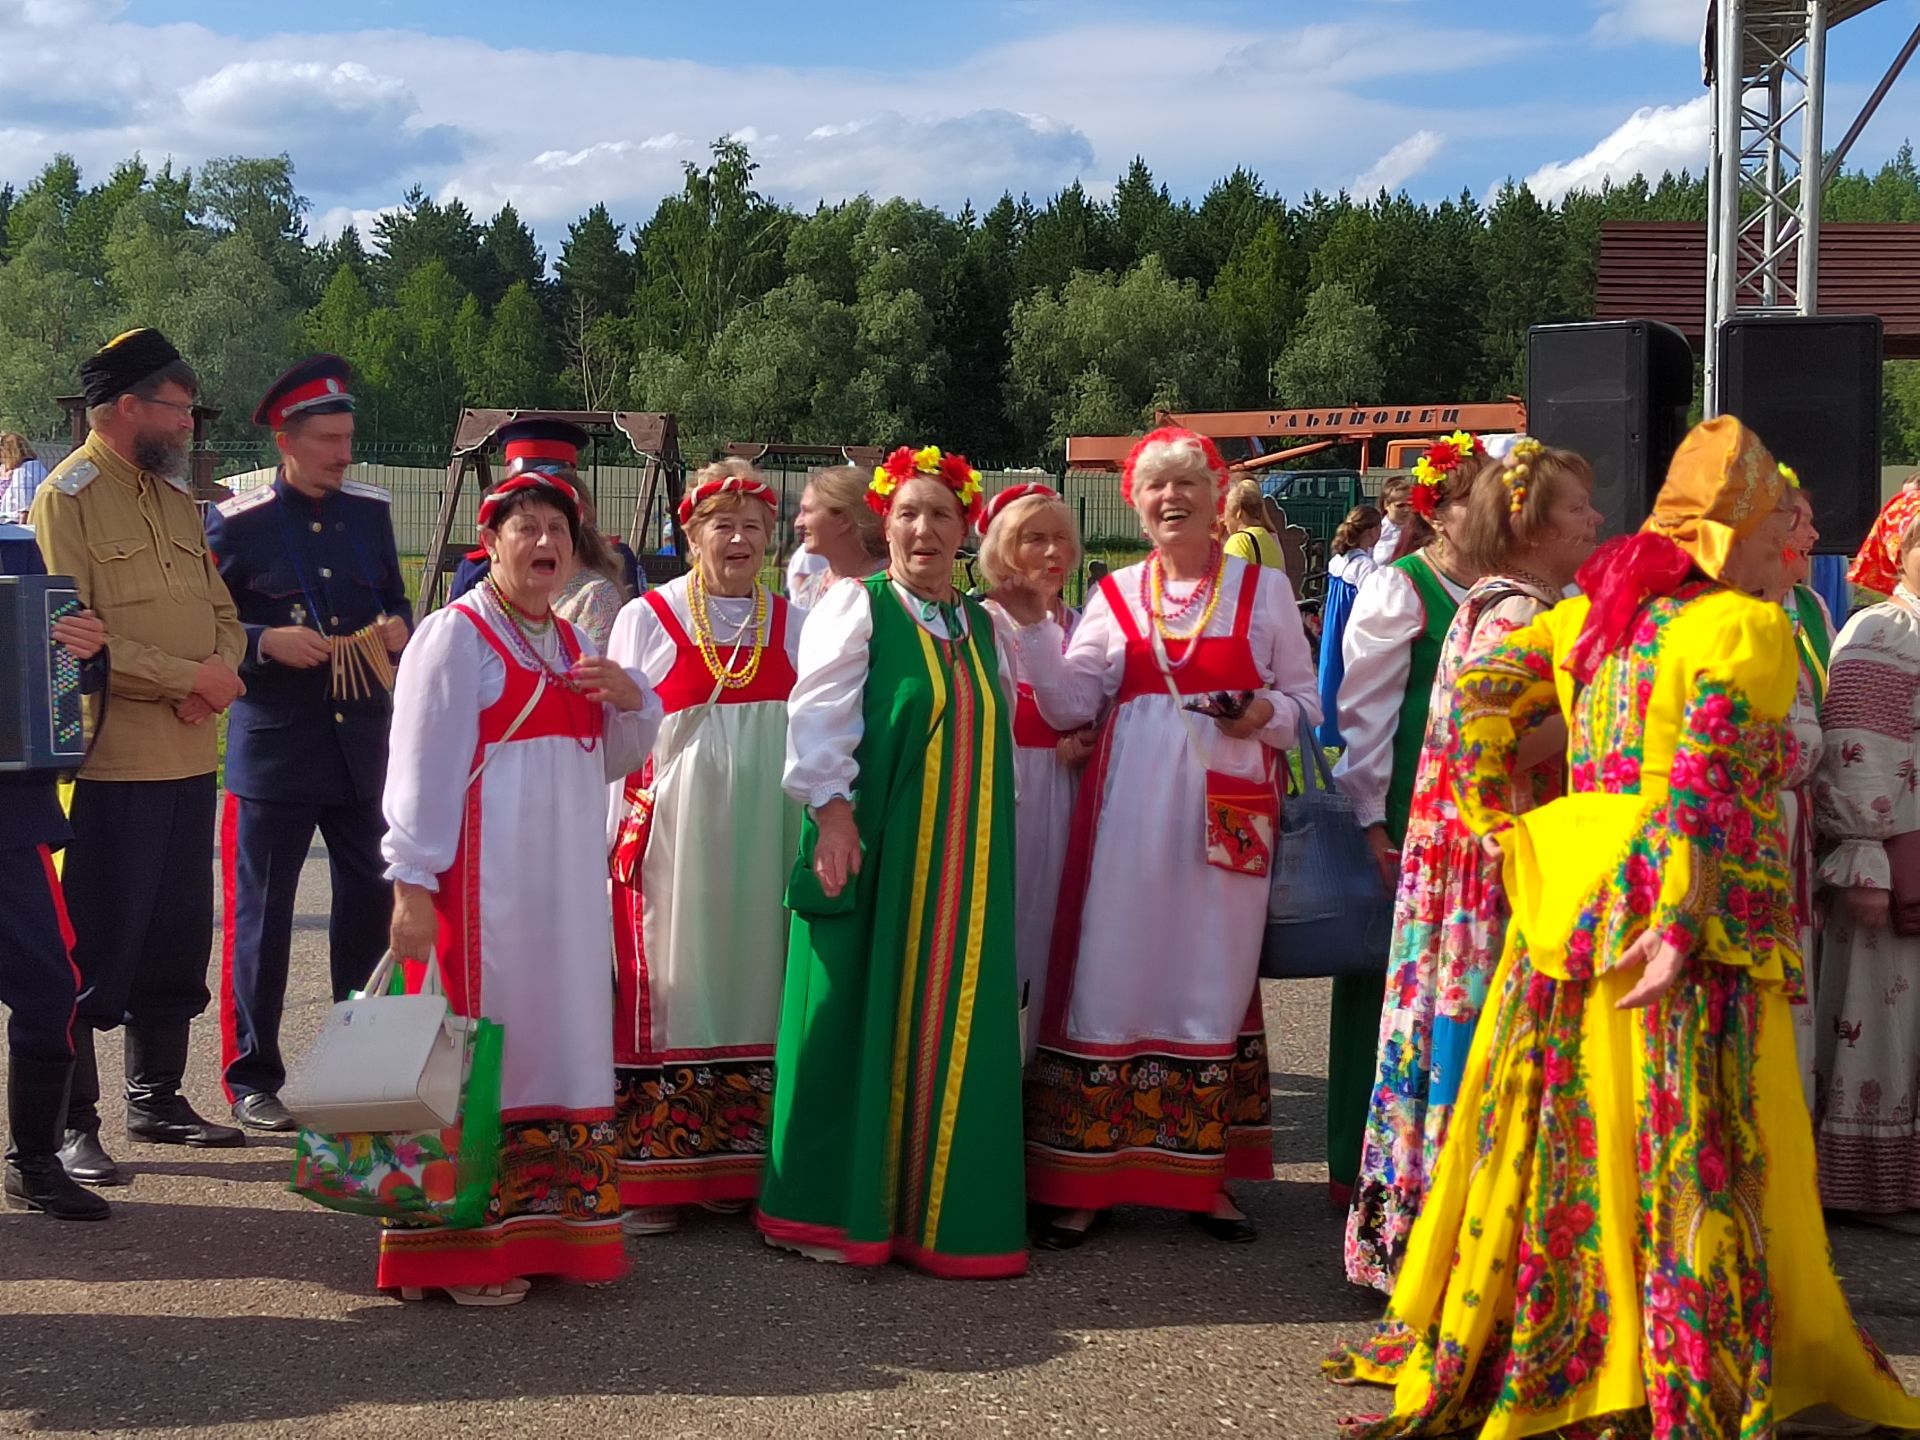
978, 481, 1060, 536
496, 417, 591, 477
254, 353, 355, 428
677, 474, 779, 526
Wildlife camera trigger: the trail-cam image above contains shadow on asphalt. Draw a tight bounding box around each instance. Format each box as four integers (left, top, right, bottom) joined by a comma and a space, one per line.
0, 1173, 1387, 1431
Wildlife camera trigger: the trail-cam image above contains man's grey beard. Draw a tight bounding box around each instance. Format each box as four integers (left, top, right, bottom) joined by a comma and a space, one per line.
133, 432, 190, 480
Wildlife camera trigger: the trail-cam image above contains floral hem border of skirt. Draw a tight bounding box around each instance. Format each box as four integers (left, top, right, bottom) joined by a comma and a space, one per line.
613, 1056, 774, 1207
1023, 1003, 1274, 1213
376, 1114, 627, 1291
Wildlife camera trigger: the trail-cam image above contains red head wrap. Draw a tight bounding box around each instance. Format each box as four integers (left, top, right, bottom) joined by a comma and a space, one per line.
1849, 488, 1920, 597
476, 473, 580, 530
1120, 426, 1229, 512
677, 474, 778, 527
978, 482, 1060, 537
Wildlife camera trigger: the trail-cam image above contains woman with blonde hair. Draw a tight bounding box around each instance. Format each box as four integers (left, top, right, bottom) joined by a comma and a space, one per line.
978, 483, 1096, 1056
1344, 440, 1600, 1291
1315, 503, 1382, 748
790, 465, 888, 608
999, 426, 1320, 1249
0, 434, 47, 522
605, 460, 802, 1236
1222, 477, 1285, 572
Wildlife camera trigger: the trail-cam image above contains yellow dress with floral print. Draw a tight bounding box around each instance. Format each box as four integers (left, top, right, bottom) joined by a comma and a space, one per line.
1326, 584, 1920, 1439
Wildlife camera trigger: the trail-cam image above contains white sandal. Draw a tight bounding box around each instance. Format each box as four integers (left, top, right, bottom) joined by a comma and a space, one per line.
398, 1278, 531, 1307
621, 1205, 681, 1236
697, 1197, 752, 1216
762, 1233, 845, 1264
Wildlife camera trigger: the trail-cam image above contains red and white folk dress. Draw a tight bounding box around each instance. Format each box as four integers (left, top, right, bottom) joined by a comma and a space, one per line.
1012, 557, 1321, 1211
378, 593, 661, 1291
606, 578, 802, 1207
985, 598, 1081, 1059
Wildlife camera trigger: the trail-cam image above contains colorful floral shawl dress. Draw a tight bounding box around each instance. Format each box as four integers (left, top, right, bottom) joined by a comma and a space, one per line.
1326, 584, 1920, 1439
1344, 575, 1562, 1292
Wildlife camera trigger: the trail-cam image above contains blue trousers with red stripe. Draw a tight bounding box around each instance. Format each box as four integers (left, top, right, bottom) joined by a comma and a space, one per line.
219, 794, 388, 1100
0, 845, 80, 1063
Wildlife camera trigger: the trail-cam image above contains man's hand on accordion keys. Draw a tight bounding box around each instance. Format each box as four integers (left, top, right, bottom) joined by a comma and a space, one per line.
50, 608, 106, 660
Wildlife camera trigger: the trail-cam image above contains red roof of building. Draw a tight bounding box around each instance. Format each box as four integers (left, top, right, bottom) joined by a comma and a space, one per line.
1594, 220, 1920, 359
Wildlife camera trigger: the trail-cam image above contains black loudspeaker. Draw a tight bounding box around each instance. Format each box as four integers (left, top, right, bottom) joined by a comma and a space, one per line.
1717, 314, 1884, 555
1526, 320, 1694, 539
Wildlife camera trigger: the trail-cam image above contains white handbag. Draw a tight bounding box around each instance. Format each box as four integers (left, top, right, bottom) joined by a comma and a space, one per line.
282, 950, 469, 1134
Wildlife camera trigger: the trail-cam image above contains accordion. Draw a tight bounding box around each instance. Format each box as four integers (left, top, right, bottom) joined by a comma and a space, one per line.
0, 572, 87, 772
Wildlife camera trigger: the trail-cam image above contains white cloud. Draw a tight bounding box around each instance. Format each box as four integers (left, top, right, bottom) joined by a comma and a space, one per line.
1221, 20, 1542, 81
775, 110, 1095, 205
313, 203, 402, 243
1353, 130, 1444, 195
0, 5, 1783, 254
1524, 96, 1711, 201
1591, 0, 1707, 46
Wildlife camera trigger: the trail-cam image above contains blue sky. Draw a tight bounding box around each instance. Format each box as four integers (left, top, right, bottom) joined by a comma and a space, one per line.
6, 0, 1920, 247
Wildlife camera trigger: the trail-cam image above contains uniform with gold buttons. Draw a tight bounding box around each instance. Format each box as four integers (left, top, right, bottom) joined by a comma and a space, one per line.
201, 355, 410, 1130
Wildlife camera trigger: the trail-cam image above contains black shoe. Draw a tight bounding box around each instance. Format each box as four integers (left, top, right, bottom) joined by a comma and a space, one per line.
8, 1055, 112, 1216
56, 1128, 124, 1186
231, 1093, 296, 1133
1191, 1211, 1258, 1244
4, 1156, 110, 1220
126, 1095, 246, 1148
1036, 1209, 1110, 1251
124, 1023, 245, 1148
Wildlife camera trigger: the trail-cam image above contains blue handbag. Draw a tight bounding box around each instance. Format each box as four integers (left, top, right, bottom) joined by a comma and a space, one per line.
1260, 735, 1392, 979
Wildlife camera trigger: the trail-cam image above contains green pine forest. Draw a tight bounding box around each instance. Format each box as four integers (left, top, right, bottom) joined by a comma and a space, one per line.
4, 137, 1920, 465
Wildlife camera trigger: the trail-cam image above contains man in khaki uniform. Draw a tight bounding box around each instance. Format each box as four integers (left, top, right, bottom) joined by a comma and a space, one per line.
30, 329, 249, 1184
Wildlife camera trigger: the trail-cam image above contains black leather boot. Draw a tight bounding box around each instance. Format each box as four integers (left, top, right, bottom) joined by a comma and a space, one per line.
124, 1024, 244, 1148
6, 1055, 110, 1221
58, 1027, 123, 1186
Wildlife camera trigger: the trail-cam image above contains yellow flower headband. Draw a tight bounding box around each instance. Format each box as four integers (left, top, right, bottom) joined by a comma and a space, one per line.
1408, 430, 1485, 519
868, 444, 986, 524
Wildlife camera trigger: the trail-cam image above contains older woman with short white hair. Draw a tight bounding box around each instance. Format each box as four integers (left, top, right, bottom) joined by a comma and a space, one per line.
606, 458, 803, 1236
978, 483, 1094, 1059
997, 426, 1321, 1249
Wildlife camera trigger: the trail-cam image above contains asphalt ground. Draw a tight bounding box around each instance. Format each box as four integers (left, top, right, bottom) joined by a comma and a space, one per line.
5, 842, 1919, 1439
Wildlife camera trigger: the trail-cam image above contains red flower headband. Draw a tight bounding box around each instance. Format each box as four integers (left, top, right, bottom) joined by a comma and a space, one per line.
677, 474, 778, 527
867, 445, 985, 525
1408, 431, 1486, 520
477, 473, 580, 529
978, 481, 1060, 536
1120, 426, 1230, 511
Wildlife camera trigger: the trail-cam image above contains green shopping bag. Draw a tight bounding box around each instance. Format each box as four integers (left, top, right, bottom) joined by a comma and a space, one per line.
288, 959, 505, 1230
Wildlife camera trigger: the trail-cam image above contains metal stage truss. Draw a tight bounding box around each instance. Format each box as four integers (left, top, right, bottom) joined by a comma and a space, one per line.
1704, 0, 1918, 408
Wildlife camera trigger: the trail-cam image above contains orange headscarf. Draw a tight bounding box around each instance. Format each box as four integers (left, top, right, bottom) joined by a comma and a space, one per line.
1567, 416, 1784, 682
1847, 488, 1920, 596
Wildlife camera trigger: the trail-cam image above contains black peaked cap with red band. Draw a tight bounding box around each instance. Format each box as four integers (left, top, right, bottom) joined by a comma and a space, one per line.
254, 354, 356, 428
497, 417, 590, 475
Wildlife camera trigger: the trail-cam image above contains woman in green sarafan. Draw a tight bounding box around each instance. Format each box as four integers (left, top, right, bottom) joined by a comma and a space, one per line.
757, 445, 1027, 1279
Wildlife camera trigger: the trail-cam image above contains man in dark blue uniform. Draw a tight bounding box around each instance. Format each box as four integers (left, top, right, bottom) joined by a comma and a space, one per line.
0, 523, 111, 1219
203, 356, 410, 1132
